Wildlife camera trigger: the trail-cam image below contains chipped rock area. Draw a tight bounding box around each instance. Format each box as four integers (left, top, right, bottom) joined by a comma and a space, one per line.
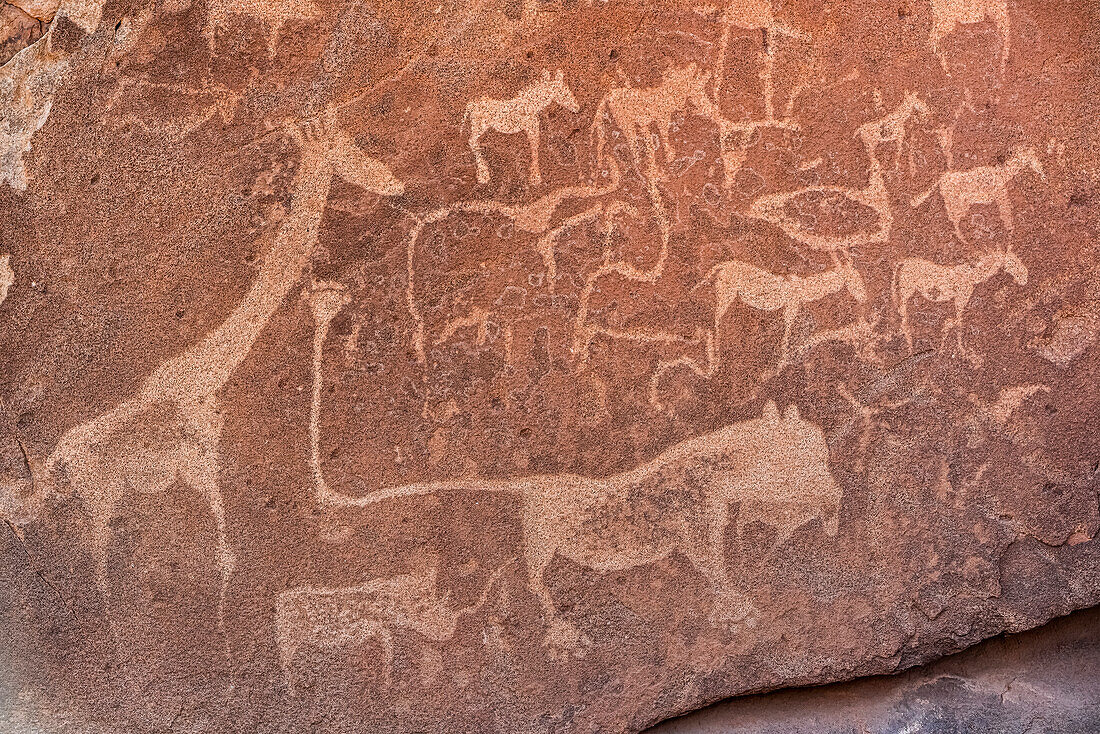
649, 605, 1100, 734
0, 1, 1098, 733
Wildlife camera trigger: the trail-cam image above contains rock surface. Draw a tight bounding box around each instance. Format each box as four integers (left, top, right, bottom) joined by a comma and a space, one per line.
1, 1, 1098, 732
648, 606, 1100, 734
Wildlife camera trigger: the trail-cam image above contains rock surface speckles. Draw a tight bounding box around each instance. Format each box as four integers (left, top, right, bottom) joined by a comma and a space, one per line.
1, 1, 1099, 732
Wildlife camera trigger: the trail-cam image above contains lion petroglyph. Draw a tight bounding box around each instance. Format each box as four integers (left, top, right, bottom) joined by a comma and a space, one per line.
929, 0, 1010, 74
892, 248, 1028, 359
44, 116, 402, 666
306, 394, 840, 653
912, 146, 1044, 242
464, 69, 580, 186
276, 560, 513, 694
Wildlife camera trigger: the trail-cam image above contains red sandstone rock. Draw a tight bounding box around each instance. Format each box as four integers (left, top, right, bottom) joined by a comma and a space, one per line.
1, 1, 1098, 732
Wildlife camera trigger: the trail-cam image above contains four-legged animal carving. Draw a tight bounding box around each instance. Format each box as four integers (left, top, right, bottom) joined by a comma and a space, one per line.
912, 146, 1044, 242
594, 63, 714, 177
855, 91, 930, 170
464, 69, 580, 186
308, 401, 841, 656
893, 248, 1028, 357
697, 253, 868, 367
276, 561, 512, 694
929, 0, 1010, 74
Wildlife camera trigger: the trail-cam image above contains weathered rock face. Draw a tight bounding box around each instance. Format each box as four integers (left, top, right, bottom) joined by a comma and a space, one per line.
1, 1, 1098, 732
649, 606, 1100, 734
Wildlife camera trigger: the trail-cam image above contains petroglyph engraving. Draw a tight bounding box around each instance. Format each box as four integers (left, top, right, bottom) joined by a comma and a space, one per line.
0, 254, 13, 306
929, 0, 1010, 74
649, 255, 871, 409
308, 400, 840, 654
855, 92, 930, 172
203, 0, 321, 57
970, 384, 1048, 429
464, 69, 579, 186
594, 63, 713, 178
276, 561, 512, 694
45, 116, 402, 666
892, 248, 1028, 360
912, 146, 1044, 242
747, 155, 893, 252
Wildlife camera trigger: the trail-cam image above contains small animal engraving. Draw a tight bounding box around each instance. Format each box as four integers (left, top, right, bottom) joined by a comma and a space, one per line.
892, 248, 1028, 359
463, 70, 580, 186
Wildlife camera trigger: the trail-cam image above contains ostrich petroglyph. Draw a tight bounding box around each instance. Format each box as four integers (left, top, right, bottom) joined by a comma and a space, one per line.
911, 146, 1044, 242
892, 248, 1028, 358
44, 115, 403, 666
464, 69, 580, 186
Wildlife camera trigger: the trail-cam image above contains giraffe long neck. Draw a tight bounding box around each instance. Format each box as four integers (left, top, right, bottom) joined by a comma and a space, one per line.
143, 141, 333, 404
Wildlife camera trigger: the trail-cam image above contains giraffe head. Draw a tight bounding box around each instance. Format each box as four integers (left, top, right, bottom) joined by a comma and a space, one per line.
903, 91, 931, 119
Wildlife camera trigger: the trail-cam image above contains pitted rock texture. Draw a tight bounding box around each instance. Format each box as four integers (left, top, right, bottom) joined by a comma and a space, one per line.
1, 1, 1099, 733
648, 606, 1100, 734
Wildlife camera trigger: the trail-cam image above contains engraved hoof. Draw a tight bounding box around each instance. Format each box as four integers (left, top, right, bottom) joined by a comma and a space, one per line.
542, 619, 591, 660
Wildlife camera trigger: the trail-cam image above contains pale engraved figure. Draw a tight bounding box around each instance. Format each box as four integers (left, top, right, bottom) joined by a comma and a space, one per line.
892, 248, 1028, 360
911, 146, 1044, 242
276, 561, 512, 694
854, 91, 930, 172
463, 69, 580, 186
0, 254, 13, 306
43, 114, 402, 667
929, 0, 1010, 74
307, 397, 841, 655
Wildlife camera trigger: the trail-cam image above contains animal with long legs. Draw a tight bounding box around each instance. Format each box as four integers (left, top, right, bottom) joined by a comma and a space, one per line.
463, 69, 580, 186
892, 248, 1028, 359
911, 146, 1044, 242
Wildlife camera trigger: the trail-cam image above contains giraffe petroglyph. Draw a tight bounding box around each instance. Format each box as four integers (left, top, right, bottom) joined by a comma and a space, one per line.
276, 560, 513, 694
892, 248, 1028, 360
929, 0, 1010, 74
463, 69, 580, 186
911, 146, 1044, 242
305, 393, 840, 654
44, 114, 402, 667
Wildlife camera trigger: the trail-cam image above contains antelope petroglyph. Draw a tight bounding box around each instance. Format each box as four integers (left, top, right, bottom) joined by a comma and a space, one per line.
892, 248, 1028, 359
697, 254, 868, 367
929, 0, 1010, 74
276, 560, 513, 694
44, 115, 402, 668
912, 146, 1044, 242
464, 69, 580, 186
306, 399, 840, 654
855, 92, 930, 171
